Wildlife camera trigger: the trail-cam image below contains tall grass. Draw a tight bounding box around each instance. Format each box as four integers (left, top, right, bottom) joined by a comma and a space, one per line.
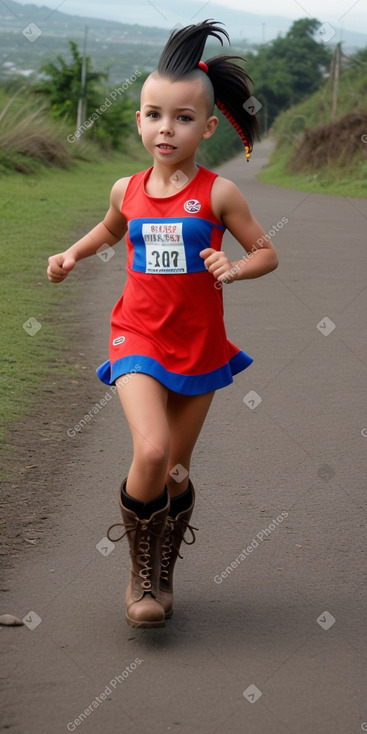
0, 88, 73, 173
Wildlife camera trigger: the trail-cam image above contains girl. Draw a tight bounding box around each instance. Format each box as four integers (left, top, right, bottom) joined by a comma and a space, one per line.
47, 21, 278, 628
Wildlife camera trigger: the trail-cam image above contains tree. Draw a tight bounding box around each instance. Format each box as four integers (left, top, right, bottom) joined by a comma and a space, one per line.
37, 40, 107, 121
244, 18, 332, 132
36, 41, 135, 150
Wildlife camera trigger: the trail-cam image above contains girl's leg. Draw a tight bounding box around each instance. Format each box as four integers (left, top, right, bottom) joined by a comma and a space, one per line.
116, 373, 170, 502
165, 390, 215, 496
112, 374, 171, 628
158, 390, 215, 617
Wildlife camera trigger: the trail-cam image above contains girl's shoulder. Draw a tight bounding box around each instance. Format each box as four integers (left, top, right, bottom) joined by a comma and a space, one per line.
211, 175, 247, 221
111, 168, 151, 212
110, 176, 133, 212
212, 175, 241, 196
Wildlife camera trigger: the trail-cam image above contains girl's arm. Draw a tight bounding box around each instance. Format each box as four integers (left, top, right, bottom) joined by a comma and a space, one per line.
200, 177, 279, 284
47, 178, 130, 283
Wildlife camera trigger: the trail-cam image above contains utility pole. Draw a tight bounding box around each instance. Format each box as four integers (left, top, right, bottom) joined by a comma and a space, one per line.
76, 26, 88, 143
262, 22, 266, 45
331, 42, 341, 120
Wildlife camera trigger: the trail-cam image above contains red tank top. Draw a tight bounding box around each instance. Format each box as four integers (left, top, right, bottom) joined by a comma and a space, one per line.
122, 164, 225, 275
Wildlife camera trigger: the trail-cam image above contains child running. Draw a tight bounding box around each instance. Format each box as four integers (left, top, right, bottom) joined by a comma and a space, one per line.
47, 20, 278, 628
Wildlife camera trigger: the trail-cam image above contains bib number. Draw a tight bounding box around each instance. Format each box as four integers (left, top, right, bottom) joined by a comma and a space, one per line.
143, 223, 187, 274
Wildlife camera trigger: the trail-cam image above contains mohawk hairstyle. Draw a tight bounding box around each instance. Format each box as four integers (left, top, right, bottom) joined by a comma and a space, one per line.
157, 19, 259, 160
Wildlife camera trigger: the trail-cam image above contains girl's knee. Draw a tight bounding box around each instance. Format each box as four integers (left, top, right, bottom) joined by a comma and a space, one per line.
134, 439, 169, 473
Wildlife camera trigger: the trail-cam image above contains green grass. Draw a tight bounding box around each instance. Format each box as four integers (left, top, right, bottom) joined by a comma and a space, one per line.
257, 143, 367, 198
0, 144, 151, 447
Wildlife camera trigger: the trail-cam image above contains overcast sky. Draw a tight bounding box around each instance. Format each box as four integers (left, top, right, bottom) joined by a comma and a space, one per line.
12, 0, 367, 31
215, 0, 364, 24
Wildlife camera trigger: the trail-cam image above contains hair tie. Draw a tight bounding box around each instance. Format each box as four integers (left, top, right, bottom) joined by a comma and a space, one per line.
198, 61, 209, 74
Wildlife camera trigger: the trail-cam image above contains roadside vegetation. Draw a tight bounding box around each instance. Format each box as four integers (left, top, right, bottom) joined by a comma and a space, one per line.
0, 86, 74, 174
258, 47, 367, 197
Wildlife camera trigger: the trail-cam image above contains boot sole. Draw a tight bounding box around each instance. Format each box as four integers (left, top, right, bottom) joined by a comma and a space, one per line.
126, 614, 166, 628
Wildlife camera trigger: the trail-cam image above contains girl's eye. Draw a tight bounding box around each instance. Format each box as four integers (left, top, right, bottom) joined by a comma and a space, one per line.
147, 111, 159, 118
178, 115, 192, 122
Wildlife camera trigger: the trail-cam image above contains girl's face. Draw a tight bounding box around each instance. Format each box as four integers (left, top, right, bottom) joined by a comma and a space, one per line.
136, 75, 218, 166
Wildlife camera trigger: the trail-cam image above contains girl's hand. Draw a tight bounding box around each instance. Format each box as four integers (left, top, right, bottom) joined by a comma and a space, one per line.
47, 253, 76, 283
199, 248, 237, 284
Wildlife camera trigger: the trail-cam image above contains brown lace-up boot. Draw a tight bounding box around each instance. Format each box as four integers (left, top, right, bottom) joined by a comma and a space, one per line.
158, 480, 197, 618
107, 481, 169, 628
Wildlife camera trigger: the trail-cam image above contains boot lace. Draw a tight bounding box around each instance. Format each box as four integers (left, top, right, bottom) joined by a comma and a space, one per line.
160, 517, 198, 582
107, 518, 162, 591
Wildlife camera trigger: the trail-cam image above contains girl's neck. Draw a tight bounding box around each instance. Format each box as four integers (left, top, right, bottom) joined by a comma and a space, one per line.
146, 157, 200, 197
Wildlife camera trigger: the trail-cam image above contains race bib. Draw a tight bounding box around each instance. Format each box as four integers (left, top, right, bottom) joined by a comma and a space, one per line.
142, 223, 187, 274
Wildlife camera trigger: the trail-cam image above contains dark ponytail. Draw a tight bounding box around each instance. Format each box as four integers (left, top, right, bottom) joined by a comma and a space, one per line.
157, 20, 259, 160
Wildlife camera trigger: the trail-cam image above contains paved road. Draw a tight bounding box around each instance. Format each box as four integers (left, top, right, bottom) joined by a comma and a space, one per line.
2, 141, 367, 734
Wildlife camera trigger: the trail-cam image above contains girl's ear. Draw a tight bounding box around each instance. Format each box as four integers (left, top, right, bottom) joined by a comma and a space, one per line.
136, 110, 142, 136
202, 115, 218, 140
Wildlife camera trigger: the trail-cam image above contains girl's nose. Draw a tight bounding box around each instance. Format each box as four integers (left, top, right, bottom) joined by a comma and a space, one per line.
159, 119, 173, 135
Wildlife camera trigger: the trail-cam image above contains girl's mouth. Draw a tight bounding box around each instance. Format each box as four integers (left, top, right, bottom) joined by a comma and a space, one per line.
157, 144, 176, 151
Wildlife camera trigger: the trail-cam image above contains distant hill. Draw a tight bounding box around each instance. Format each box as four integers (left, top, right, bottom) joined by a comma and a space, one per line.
1, 0, 366, 86
0, 1, 168, 85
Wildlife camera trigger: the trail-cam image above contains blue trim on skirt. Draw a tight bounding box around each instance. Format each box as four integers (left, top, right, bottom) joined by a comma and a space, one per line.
96, 351, 253, 396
